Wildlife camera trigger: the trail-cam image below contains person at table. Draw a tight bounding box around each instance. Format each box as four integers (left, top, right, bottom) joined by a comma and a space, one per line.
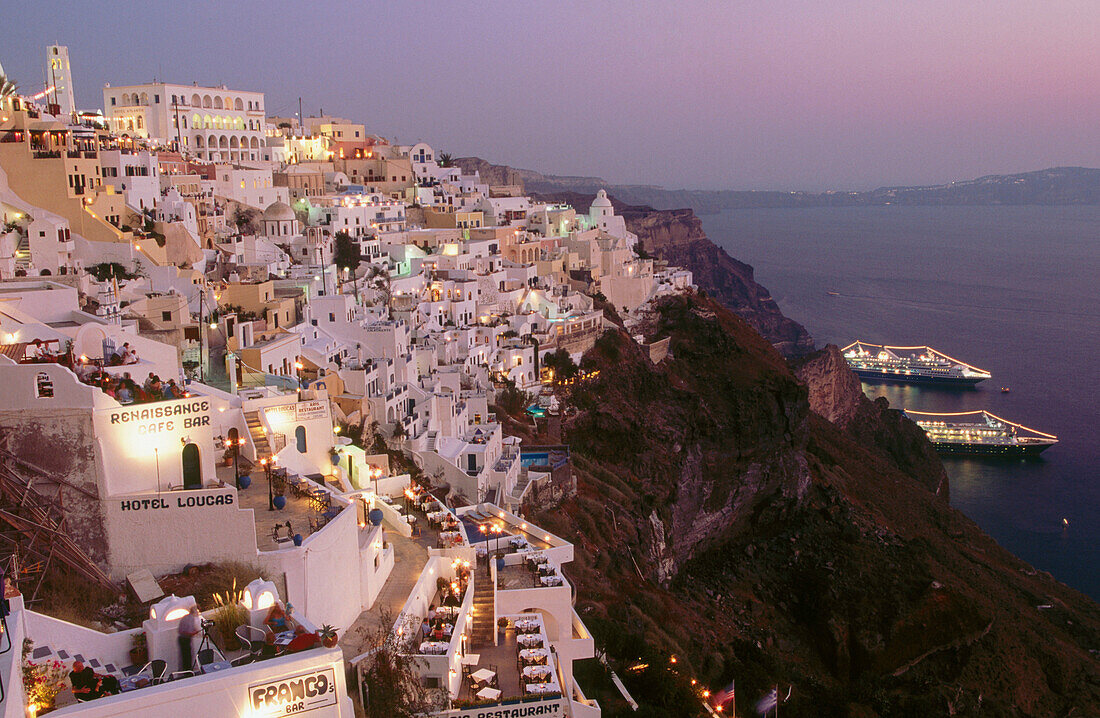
178, 606, 202, 671
264, 601, 295, 636
421, 618, 432, 641
427, 604, 436, 622
431, 621, 446, 641
70, 661, 121, 700
285, 625, 320, 653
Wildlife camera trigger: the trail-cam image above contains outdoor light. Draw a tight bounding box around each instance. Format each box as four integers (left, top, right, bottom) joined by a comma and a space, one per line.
150, 594, 195, 625
242, 578, 277, 611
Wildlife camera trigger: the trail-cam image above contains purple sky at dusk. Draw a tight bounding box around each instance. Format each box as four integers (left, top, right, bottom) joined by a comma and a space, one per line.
4, 0, 1099, 190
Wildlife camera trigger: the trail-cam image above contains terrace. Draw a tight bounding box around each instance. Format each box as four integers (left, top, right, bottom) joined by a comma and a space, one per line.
7, 583, 341, 717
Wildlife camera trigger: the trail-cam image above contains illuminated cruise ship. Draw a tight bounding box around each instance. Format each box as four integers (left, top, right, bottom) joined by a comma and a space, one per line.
842, 341, 992, 387
905, 410, 1057, 457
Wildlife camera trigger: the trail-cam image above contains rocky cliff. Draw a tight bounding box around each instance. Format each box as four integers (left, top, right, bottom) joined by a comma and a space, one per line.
794, 344, 948, 497
532, 189, 815, 357
524, 294, 1100, 718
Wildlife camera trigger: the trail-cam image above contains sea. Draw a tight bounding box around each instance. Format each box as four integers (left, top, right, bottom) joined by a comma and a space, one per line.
700, 205, 1100, 600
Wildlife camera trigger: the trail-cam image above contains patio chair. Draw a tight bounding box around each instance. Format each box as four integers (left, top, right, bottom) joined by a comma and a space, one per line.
236, 625, 267, 660
195, 647, 225, 673
144, 659, 167, 685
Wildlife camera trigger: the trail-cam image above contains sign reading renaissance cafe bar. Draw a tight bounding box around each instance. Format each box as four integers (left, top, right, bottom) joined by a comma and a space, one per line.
249, 666, 337, 716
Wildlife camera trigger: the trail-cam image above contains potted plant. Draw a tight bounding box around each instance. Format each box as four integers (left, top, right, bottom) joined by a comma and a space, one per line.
223, 446, 235, 467
319, 624, 338, 648
129, 631, 148, 666
212, 580, 250, 650
497, 616, 509, 640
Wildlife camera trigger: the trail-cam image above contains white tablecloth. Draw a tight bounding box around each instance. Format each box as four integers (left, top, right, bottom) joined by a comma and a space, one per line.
523, 665, 552, 679
418, 641, 449, 655
525, 681, 561, 694
519, 648, 549, 661
540, 575, 563, 587
514, 618, 541, 632
516, 634, 544, 647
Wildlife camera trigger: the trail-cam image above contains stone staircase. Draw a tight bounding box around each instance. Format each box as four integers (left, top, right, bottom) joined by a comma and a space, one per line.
14, 235, 31, 271
426, 431, 438, 452
470, 569, 496, 647
244, 410, 271, 460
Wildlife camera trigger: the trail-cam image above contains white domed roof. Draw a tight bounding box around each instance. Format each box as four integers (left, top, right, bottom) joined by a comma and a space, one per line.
263, 201, 295, 221
590, 189, 612, 208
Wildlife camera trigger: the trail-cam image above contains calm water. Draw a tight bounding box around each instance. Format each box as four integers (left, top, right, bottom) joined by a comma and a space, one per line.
701, 206, 1100, 600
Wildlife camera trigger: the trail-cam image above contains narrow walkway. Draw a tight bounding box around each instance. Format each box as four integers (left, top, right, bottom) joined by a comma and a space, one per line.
339, 515, 444, 660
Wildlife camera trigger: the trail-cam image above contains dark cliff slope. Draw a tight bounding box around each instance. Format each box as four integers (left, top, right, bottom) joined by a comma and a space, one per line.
533, 189, 815, 357
527, 294, 1100, 718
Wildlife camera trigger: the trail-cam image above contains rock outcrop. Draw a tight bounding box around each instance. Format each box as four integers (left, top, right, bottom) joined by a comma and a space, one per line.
795, 345, 949, 497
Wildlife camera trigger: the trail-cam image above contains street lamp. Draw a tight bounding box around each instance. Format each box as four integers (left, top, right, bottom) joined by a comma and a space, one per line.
261, 458, 275, 511
403, 487, 414, 518
226, 437, 246, 489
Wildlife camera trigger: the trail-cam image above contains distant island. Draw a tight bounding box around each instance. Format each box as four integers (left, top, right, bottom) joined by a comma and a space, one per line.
457, 160, 1100, 214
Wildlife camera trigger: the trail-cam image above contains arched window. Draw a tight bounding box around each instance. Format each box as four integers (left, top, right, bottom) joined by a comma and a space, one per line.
192, 113, 202, 129
136, 116, 143, 130
234, 97, 243, 110
192, 93, 201, 107
182, 443, 201, 489
203, 94, 212, 108
213, 96, 223, 109
295, 426, 307, 453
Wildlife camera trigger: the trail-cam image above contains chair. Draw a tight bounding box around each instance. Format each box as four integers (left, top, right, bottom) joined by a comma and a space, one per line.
195, 647, 225, 673
236, 625, 267, 660
145, 659, 167, 685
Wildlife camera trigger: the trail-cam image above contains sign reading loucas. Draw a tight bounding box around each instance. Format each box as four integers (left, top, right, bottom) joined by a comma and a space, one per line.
248, 666, 337, 716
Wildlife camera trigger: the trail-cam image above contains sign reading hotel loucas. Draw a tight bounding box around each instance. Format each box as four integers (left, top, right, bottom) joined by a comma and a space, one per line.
117, 488, 234, 512
248, 666, 337, 716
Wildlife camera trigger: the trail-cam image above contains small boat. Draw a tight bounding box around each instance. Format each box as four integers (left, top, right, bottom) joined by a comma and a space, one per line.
1000, 387, 1011, 393
827, 291, 840, 296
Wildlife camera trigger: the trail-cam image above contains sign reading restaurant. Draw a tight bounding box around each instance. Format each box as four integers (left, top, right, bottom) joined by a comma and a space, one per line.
248, 665, 337, 716
437, 698, 566, 718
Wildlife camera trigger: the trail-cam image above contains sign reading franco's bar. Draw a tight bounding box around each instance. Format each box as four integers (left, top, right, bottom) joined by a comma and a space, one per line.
439, 698, 566, 718
248, 665, 337, 716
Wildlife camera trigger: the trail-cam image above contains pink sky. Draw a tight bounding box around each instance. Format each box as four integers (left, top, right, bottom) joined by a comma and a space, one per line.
6, 0, 1100, 189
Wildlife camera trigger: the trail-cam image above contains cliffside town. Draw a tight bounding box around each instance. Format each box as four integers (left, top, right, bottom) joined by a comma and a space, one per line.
0, 49, 1097, 718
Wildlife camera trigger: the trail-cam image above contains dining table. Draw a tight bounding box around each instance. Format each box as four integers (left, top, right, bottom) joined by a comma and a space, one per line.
519, 648, 549, 664
118, 674, 152, 692
539, 575, 563, 587
516, 633, 544, 647
419, 641, 450, 655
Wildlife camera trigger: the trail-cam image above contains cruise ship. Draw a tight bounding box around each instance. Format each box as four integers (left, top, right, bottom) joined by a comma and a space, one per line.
905, 410, 1058, 458
842, 341, 992, 387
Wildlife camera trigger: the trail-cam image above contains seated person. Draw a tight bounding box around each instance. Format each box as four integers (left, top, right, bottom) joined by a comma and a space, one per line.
284, 625, 320, 653
263, 601, 296, 636
69, 661, 120, 700
421, 618, 431, 640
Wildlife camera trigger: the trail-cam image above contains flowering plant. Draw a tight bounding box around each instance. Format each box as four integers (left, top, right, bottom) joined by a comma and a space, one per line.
22, 640, 68, 710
